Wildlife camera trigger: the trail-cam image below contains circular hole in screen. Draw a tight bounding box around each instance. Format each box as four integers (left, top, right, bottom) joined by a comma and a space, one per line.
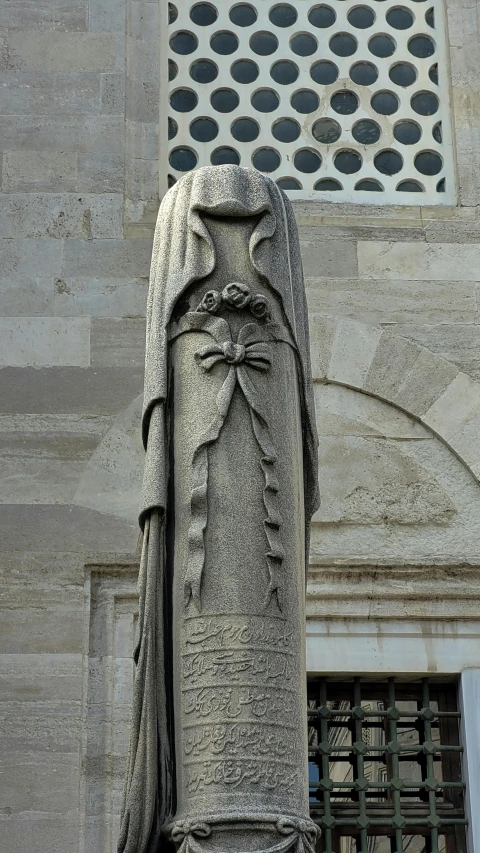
168, 117, 178, 139
330, 33, 357, 56
348, 6, 375, 29
432, 121, 442, 143
190, 117, 219, 142
389, 62, 416, 87
374, 149, 403, 175
271, 60, 299, 85
252, 147, 281, 172
294, 148, 322, 173
290, 33, 318, 56
169, 3, 178, 24
309, 5, 336, 28
251, 88, 280, 112
408, 34, 435, 57
277, 177, 302, 190
371, 90, 399, 115
229, 4, 257, 26
211, 31, 239, 55
231, 117, 260, 142
169, 147, 198, 171
211, 147, 240, 166
331, 90, 359, 115
168, 174, 176, 188
397, 179, 423, 191
393, 120, 421, 144
368, 34, 396, 57
170, 31, 198, 54
272, 117, 301, 143
169, 60, 178, 82
311, 60, 338, 84
411, 91, 439, 115
426, 7, 434, 27
350, 61, 378, 85
437, 178, 445, 192
386, 6, 414, 29
250, 31, 279, 55
269, 4, 297, 27
315, 178, 343, 190
429, 63, 438, 84
190, 59, 218, 83
414, 150, 443, 175
170, 88, 198, 112
210, 88, 240, 112
190, 3, 217, 25
352, 119, 381, 144
231, 59, 259, 84
312, 118, 342, 143
355, 179, 383, 191
291, 89, 320, 113
335, 150, 362, 174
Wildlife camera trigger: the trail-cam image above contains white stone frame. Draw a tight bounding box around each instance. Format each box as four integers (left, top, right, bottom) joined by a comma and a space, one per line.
459, 670, 480, 853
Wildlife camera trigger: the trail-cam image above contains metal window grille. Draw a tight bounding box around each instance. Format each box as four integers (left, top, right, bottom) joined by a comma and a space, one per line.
167, 1, 455, 204
308, 677, 467, 853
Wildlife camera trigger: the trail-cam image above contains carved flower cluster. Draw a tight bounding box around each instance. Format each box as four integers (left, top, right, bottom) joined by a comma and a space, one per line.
196, 282, 272, 323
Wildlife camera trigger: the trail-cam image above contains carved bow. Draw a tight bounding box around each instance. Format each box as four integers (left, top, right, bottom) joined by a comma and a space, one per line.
184, 322, 285, 613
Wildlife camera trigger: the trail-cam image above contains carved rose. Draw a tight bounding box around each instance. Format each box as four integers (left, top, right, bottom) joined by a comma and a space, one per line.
249, 294, 271, 323
222, 281, 251, 310
196, 290, 222, 314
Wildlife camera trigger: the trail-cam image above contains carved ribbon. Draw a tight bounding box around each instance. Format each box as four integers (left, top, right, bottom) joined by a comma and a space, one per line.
169, 313, 293, 613
170, 814, 319, 853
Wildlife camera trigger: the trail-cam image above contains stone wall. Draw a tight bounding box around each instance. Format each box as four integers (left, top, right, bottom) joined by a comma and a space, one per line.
1, 0, 480, 851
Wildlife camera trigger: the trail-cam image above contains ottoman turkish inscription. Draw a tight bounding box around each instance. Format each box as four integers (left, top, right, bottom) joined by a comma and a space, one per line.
118, 166, 320, 853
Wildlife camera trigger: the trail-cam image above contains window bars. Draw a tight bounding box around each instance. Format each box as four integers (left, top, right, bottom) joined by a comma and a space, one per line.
308, 677, 467, 853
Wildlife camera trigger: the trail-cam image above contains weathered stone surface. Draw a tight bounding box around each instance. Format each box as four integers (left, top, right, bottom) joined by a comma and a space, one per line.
0, 504, 137, 552
385, 322, 480, 381
54, 276, 148, 318
0, 115, 125, 153
0, 32, 119, 73
423, 372, 480, 440
0, 0, 87, 31
90, 318, 146, 367
0, 277, 53, 316
327, 317, 382, 387
300, 235, 358, 278
0, 193, 123, 239
0, 317, 90, 367
358, 241, 480, 281
61, 239, 153, 278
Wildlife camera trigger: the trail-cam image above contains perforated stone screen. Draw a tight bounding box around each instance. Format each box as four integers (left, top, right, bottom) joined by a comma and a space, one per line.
167, 0, 455, 204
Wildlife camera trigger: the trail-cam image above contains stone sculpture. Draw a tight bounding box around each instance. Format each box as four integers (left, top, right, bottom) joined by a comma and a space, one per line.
118, 165, 320, 853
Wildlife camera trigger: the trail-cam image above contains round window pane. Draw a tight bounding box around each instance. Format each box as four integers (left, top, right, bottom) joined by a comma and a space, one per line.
211, 147, 240, 166
168, 174, 176, 189
335, 150, 362, 174
169, 147, 198, 171
397, 180, 423, 191
190, 117, 219, 142
411, 91, 439, 115
251, 88, 280, 112
432, 122, 442, 143
190, 59, 218, 84
371, 90, 399, 115
414, 150, 442, 175
393, 121, 421, 144
211, 88, 240, 112
352, 119, 381, 144
312, 118, 342, 143
231, 118, 260, 142
168, 117, 178, 140
350, 62, 378, 85
269, 4, 297, 27
252, 147, 281, 172
389, 62, 416, 87
277, 177, 302, 189
426, 8, 434, 27
437, 178, 445, 192
408, 35, 435, 57
231, 59, 259, 84
348, 6, 375, 29
170, 88, 198, 112
250, 31, 279, 55
294, 149, 322, 173
169, 60, 178, 81
272, 118, 301, 143
311, 61, 338, 84
169, 4, 178, 24
290, 34, 318, 56
330, 33, 357, 56
170, 31, 198, 55
368, 34, 396, 57
331, 90, 359, 115
308, 5, 336, 28
386, 7, 413, 29
270, 60, 299, 85
374, 149, 403, 175
429, 63, 438, 84
190, 3, 217, 25
291, 89, 320, 113
315, 179, 342, 190
211, 31, 239, 55
229, 4, 257, 26
355, 179, 383, 191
